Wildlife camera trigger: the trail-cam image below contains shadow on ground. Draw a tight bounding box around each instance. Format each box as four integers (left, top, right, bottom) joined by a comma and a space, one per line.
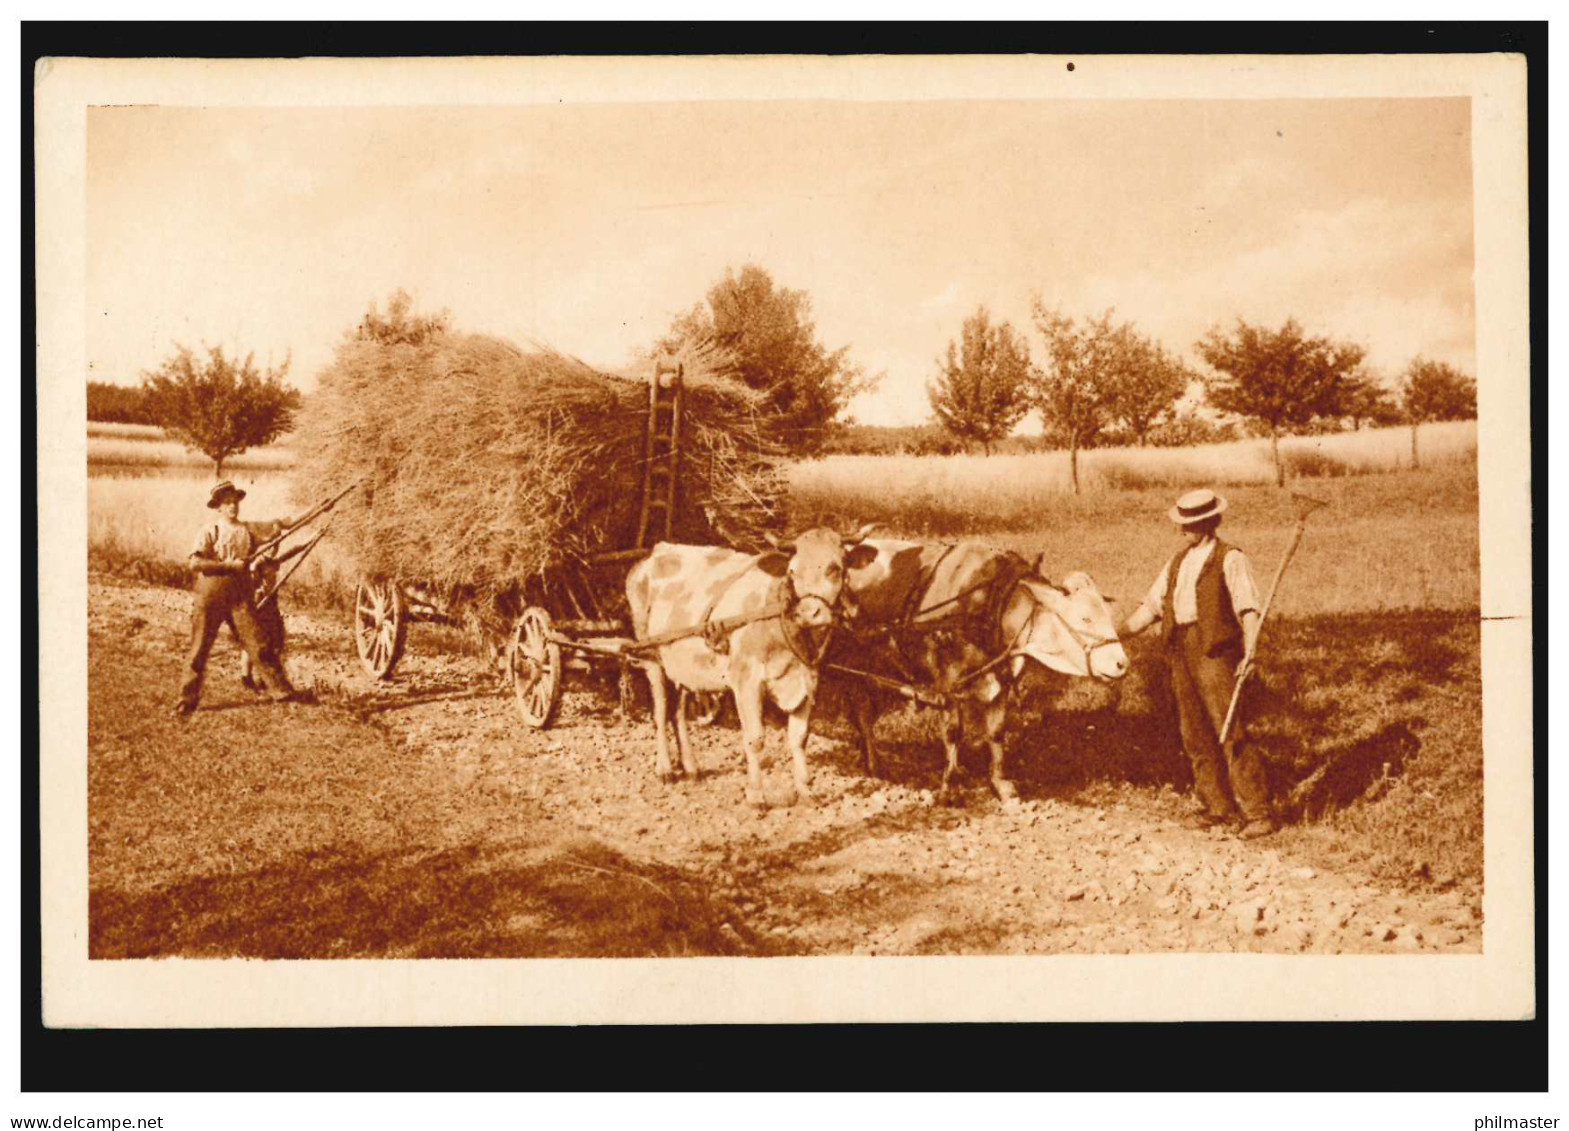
90, 839, 769, 960
806, 609, 1468, 820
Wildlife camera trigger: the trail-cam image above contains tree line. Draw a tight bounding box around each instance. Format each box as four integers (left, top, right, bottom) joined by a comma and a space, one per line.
97, 266, 1475, 488
927, 304, 1478, 489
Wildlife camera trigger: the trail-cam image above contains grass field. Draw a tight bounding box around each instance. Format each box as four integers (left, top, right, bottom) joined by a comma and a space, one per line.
88, 421, 297, 472
84, 420, 1484, 893
791, 420, 1476, 535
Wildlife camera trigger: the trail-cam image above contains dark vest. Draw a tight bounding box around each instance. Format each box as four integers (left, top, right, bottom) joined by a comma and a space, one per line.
1162, 538, 1243, 658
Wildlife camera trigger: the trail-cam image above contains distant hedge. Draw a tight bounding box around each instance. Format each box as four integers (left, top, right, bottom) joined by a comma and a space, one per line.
87, 381, 156, 424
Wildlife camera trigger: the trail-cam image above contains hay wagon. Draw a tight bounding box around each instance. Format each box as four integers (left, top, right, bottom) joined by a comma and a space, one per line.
350, 356, 725, 729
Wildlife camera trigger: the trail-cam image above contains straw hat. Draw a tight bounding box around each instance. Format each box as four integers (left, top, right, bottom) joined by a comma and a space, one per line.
1168, 488, 1227, 526
206, 480, 246, 509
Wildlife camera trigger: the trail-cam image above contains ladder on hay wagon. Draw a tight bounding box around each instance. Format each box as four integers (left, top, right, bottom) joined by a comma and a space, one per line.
351, 355, 725, 731
635, 354, 684, 551
504, 354, 703, 727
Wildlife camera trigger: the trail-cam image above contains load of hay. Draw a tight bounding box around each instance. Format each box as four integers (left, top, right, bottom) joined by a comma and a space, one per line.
291, 331, 787, 614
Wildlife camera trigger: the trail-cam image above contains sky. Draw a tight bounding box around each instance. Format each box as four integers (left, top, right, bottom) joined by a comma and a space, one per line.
86, 98, 1475, 427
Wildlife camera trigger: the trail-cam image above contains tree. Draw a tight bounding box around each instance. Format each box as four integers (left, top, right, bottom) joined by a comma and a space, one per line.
1108, 332, 1193, 447
1029, 304, 1139, 494
141, 345, 302, 476
1340, 374, 1403, 432
1195, 317, 1367, 487
1399, 357, 1477, 468
86, 381, 155, 424
656, 264, 878, 453
357, 288, 450, 346
927, 306, 1031, 454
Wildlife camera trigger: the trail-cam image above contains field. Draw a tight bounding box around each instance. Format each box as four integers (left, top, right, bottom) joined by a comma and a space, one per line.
88, 420, 297, 472
791, 420, 1477, 535
84, 421, 1485, 957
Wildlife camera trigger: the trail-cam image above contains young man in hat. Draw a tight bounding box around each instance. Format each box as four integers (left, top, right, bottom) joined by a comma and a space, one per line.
1118, 488, 1275, 839
173, 480, 296, 716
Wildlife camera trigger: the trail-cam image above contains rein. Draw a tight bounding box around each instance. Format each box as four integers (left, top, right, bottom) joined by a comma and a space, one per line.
1036, 595, 1124, 683
832, 552, 1122, 702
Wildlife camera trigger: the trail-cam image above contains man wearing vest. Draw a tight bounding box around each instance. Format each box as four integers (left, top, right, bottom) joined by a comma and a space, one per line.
1118, 489, 1275, 839
173, 481, 296, 717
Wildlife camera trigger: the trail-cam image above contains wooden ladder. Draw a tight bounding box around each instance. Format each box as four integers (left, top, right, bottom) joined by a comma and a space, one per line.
633, 355, 683, 551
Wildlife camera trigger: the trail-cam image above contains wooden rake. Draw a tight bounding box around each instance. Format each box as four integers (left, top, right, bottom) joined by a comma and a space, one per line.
1217, 491, 1329, 747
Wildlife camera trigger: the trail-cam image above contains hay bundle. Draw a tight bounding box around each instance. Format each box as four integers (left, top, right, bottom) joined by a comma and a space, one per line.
292, 332, 786, 608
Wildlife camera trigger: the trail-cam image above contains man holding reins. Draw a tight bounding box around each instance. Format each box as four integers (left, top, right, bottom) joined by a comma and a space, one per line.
1118, 489, 1275, 840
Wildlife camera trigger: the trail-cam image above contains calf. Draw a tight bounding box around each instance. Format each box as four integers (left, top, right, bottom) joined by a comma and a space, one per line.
834, 539, 1127, 801
625, 527, 874, 807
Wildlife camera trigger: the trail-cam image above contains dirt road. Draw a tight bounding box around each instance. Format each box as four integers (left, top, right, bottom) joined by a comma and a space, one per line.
88, 578, 1481, 957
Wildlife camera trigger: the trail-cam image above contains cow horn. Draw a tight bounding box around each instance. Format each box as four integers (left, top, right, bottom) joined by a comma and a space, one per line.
1030, 551, 1047, 575
763, 532, 793, 553
845, 522, 881, 546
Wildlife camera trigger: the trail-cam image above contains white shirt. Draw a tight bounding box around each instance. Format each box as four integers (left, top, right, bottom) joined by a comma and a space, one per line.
191, 516, 256, 562
1138, 538, 1261, 625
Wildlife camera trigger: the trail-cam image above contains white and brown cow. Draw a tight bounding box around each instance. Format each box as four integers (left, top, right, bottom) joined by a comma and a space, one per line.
834, 538, 1127, 802
625, 528, 875, 807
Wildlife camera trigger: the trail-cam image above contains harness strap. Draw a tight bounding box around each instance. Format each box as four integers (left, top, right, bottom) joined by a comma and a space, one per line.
626, 551, 798, 655
777, 574, 835, 668
696, 552, 783, 653
980, 552, 1033, 653
896, 543, 956, 625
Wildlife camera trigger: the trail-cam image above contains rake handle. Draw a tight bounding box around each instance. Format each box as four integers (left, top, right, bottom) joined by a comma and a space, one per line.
1216, 497, 1324, 747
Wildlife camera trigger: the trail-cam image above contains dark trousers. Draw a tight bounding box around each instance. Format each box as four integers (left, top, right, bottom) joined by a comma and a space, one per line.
238, 591, 287, 688
179, 574, 293, 709
1168, 625, 1270, 822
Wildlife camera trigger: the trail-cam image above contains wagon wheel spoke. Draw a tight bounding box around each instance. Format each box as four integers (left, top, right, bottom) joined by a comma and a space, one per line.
511, 607, 561, 729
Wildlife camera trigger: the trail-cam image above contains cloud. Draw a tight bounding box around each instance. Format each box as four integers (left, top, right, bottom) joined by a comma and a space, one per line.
919, 281, 961, 311
1074, 195, 1476, 377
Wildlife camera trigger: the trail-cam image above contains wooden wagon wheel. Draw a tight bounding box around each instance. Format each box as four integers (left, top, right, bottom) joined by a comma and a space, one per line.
510, 606, 563, 729
687, 691, 724, 727
354, 579, 408, 680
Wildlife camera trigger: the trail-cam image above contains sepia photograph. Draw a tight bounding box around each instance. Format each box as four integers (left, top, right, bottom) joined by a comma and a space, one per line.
34, 50, 1534, 1029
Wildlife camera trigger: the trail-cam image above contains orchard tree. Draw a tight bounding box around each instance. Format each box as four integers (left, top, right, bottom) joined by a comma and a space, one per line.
1399, 357, 1477, 468
927, 306, 1031, 454
1029, 304, 1138, 494
1109, 332, 1193, 446
141, 345, 302, 476
86, 380, 154, 424
1196, 317, 1367, 487
1340, 374, 1403, 432
657, 264, 878, 453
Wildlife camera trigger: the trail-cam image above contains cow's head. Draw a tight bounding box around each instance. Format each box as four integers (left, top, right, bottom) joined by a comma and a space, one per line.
1002, 570, 1128, 682
765, 524, 879, 629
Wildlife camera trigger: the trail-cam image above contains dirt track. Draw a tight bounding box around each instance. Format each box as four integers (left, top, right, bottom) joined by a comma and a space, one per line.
89, 578, 1482, 956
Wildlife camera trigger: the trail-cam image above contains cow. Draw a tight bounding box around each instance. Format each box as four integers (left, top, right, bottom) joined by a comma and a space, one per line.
625, 527, 876, 808
831, 539, 1127, 803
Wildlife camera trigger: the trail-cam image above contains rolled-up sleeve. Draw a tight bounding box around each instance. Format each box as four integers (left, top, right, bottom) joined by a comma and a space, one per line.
1139, 563, 1170, 622
190, 523, 217, 559
1223, 550, 1261, 617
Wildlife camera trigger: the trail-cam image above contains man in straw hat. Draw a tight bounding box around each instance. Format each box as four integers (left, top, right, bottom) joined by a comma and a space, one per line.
172, 480, 296, 717
1118, 488, 1275, 839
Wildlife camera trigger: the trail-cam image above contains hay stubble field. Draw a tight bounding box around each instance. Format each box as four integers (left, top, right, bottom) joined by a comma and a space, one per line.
86, 421, 1484, 957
